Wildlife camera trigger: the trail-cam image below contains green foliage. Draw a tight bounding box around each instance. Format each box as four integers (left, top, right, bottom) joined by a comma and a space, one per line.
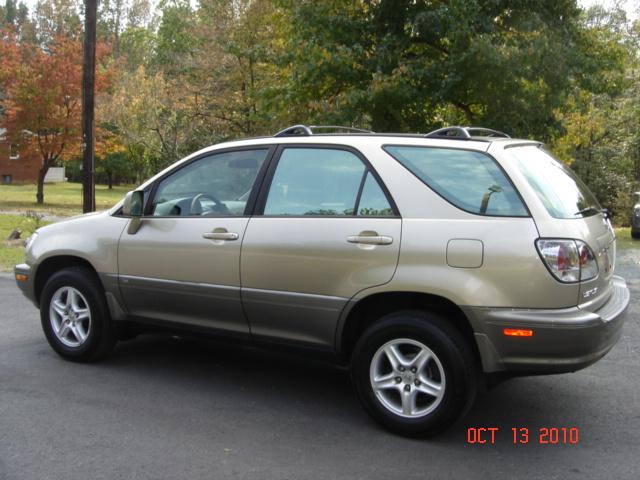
119, 25, 155, 70
153, 0, 198, 76
276, 0, 627, 140
552, 4, 640, 224
96, 151, 134, 188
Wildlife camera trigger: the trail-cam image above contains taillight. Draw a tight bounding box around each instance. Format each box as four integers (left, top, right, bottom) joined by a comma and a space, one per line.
535, 239, 598, 283
577, 240, 598, 280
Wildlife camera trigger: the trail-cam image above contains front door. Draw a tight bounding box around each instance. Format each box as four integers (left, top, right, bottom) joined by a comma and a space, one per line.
118, 147, 272, 333
240, 146, 401, 348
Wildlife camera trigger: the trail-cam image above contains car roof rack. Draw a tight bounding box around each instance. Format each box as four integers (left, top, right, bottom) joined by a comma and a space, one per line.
425, 126, 510, 140
274, 124, 374, 137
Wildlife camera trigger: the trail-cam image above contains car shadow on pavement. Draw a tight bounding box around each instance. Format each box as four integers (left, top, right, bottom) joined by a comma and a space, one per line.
100, 332, 589, 446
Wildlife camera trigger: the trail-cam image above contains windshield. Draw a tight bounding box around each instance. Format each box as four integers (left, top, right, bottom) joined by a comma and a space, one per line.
506, 146, 601, 219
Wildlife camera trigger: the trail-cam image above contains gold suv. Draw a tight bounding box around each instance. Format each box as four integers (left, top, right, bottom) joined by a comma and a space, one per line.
15, 125, 629, 436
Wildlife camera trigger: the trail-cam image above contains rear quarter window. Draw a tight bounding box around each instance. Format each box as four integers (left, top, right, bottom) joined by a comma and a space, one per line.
384, 146, 528, 217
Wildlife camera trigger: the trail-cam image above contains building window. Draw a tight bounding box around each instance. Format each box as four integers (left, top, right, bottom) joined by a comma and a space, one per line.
9, 144, 19, 160
2, 175, 12, 184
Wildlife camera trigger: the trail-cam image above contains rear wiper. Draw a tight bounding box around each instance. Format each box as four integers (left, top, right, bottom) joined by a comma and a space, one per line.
575, 206, 599, 216
575, 206, 611, 219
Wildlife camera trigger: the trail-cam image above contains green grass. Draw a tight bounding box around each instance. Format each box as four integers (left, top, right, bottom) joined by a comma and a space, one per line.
0, 182, 128, 272
615, 227, 637, 250
0, 182, 131, 217
0, 213, 50, 272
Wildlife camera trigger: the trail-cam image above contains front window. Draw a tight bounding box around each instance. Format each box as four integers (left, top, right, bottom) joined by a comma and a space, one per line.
151, 149, 269, 217
506, 146, 601, 219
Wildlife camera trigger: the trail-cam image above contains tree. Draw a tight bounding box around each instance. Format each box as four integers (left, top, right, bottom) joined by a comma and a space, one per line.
552, 4, 638, 221
33, 0, 82, 43
118, 25, 155, 71
102, 65, 196, 171
275, 0, 626, 140
1, 0, 36, 42
193, 0, 289, 136
153, 0, 197, 77
97, 0, 151, 56
0, 33, 109, 203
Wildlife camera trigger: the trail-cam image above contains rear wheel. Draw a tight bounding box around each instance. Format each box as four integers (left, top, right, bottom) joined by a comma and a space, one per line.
40, 267, 116, 362
351, 310, 477, 437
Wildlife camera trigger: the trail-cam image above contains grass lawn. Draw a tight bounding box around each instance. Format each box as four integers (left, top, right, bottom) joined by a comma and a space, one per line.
615, 227, 638, 250
0, 182, 131, 217
0, 182, 129, 272
0, 213, 50, 272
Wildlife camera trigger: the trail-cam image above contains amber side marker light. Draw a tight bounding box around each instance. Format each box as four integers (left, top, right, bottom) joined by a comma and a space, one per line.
503, 328, 534, 337
15, 274, 28, 282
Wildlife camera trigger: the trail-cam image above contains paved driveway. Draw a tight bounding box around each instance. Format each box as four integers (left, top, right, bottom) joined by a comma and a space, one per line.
1, 255, 638, 480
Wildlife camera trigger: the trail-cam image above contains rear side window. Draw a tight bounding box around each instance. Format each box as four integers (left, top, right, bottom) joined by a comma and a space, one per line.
384, 146, 528, 217
263, 147, 395, 216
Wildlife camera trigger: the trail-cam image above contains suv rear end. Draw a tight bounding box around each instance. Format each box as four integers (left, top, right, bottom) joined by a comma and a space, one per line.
459, 141, 629, 374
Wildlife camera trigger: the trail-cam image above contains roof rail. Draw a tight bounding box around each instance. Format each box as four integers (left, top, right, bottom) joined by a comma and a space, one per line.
425, 126, 510, 140
274, 124, 374, 137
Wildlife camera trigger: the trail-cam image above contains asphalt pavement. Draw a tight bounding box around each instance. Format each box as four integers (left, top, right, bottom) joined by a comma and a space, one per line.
1, 256, 639, 480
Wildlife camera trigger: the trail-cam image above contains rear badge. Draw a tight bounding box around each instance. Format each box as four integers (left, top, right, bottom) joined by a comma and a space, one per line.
583, 287, 598, 299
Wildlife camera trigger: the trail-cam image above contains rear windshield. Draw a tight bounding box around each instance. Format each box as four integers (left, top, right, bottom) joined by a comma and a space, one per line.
506, 146, 601, 219
384, 146, 528, 217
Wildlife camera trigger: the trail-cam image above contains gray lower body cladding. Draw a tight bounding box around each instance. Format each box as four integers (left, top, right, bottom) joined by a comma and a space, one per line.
465, 276, 629, 374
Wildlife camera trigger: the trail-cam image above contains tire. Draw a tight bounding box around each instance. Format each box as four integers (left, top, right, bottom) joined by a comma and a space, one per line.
351, 310, 477, 437
631, 230, 640, 239
40, 267, 116, 362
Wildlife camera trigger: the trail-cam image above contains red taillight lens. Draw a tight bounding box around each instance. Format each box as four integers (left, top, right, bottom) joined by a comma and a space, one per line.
557, 242, 571, 271
576, 240, 598, 280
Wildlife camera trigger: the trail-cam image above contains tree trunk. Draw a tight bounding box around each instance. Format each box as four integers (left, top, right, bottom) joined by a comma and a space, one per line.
36, 166, 48, 204
108, 172, 113, 189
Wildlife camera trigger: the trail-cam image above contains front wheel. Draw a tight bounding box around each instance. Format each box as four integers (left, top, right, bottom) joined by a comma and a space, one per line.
40, 267, 116, 362
351, 310, 477, 437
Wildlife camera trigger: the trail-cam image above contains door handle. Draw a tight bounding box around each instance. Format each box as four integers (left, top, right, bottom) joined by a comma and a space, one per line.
203, 228, 239, 241
347, 231, 393, 245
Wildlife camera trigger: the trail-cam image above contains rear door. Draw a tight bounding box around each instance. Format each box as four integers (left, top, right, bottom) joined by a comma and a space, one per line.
240, 145, 401, 348
118, 147, 272, 333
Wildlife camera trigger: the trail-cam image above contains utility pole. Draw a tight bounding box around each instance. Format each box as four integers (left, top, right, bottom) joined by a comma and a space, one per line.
82, 0, 97, 213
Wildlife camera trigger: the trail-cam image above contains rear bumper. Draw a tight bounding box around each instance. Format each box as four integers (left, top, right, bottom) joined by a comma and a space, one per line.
466, 276, 629, 374
14, 263, 38, 307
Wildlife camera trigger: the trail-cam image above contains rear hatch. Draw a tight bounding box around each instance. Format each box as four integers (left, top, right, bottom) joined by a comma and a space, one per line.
577, 213, 616, 310
503, 145, 616, 310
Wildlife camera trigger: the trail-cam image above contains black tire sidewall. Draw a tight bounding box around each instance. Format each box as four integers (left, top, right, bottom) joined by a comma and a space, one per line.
351, 311, 476, 437
40, 267, 114, 361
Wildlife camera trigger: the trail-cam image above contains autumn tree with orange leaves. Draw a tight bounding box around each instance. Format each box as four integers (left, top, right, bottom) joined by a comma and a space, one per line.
0, 30, 111, 204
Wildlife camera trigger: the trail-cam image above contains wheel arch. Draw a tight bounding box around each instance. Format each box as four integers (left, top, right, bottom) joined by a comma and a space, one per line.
338, 291, 480, 363
34, 255, 103, 307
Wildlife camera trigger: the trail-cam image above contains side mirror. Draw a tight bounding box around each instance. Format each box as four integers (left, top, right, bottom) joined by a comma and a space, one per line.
123, 190, 144, 234
123, 190, 144, 217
